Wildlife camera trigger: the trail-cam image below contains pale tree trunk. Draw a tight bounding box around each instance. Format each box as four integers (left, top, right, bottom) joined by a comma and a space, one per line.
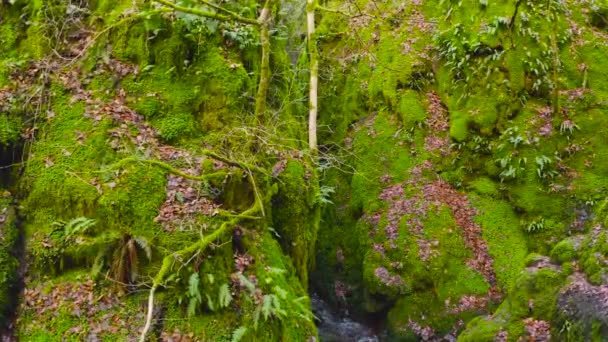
307, 0, 318, 151
254, 2, 272, 123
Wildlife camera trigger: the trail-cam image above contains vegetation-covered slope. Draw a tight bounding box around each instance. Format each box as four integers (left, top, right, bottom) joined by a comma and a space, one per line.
0, 0, 607, 341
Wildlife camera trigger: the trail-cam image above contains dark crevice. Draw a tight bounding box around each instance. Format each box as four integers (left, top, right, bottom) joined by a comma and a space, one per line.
0, 141, 27, 341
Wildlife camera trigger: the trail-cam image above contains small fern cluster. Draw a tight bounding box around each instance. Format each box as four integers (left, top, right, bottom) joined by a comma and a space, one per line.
182, 273, 233, 317
50, 217, 152, 288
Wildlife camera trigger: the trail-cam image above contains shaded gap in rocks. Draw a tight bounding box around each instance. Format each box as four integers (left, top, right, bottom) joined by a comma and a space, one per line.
0, 140, 27, 341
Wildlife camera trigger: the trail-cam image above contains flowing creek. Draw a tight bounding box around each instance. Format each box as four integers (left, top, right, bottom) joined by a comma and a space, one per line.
311, 294, 380, 342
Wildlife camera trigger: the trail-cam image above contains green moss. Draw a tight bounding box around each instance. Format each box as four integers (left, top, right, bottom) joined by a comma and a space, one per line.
456, 316, 504, 342
469, 178, 499, 197
550, 239, 576, 264
272, 159, 318, 289
507, 49, 526, 94
579, 232, 608, 285
155, 112, 196, 142
459, 268, 567, 341
450, 112, 469, 142
561, 261, 574, 276
473, 197, 528, 290
397, 90, 426, 128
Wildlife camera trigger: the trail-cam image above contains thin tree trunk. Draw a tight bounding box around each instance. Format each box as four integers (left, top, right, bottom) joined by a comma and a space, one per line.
255, 2, 272, 123
307, 0, 318, 151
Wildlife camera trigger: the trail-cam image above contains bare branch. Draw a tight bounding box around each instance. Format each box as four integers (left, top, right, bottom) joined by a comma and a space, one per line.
154, 0, 260, 25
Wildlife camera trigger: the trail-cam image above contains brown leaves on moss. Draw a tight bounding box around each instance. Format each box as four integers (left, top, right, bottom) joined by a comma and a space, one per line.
378, 160, 498, 294
55, 61, 228, 232
160, 330, 198, 342
425, 92, 448, 132
523, 318, 551, 342
424, 92, 449, 154
422, 178, 497, 289
154, 172, 220, 231
19, 277, 144, 340
447, 295, 488, 314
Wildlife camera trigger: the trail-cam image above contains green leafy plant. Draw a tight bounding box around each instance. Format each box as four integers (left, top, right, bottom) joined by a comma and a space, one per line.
187, 273, 203, 317
535, 155, 559, 179
560, 120, 579, 135
218, 283, 233, 308
315, 185, 335, 205
525, 218, 546, 233
231, 326, 247, 342
51, 217, 97, 237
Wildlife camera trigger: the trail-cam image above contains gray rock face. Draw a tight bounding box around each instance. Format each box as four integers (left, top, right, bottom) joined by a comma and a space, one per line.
557, 273, 608, 327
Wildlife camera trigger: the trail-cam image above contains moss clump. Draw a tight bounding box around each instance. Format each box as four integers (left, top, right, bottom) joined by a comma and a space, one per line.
473, 197, 528, 290
459, 268, 566, 341
550, 239, 576, 264
0, 114, 22, 147
397, 90, 426, 128
450, 112, 469, 142
469, 178, 499, 197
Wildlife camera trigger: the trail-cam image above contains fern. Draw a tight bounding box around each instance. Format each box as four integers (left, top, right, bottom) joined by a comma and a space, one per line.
187, 273, 202, 317
261, 295, 273, 320
219, 283, 233, 308
237, 273, 256, 294
314, 186, 335, 205
231, 327, 247, 342
206, 293, 216, 311
273, 285, 287, 300
133, 236, 152, 260
188, 273, 202, 302
292, 296, 314, 322
187, 297, 198, 317
261, 294, 286, 320
52, 216, 97, 237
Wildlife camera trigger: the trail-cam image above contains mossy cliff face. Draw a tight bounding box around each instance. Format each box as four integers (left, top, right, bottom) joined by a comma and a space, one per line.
1, 0, 608, 340
312, 0, 608, 340
1, 0, 317, 340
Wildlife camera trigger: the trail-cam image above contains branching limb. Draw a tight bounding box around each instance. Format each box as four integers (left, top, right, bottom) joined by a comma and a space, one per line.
101, 157, 228, 182
153, 0, 260, 25
315, 4, 350, 16
196, 0, 252, 22
139, 175, 263, 342
201, 150, 265, 174
103, 150, 265, 179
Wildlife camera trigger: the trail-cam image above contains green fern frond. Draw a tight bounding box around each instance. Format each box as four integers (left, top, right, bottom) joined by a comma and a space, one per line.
273, 285, 287, 300
206, 293, 216, 311
187, 297, 199, 317
261, 294, 274, 320
188, 273, 202, 302
231, 327, 247, 342
133, 236, 152, 260
219, 283, 233, 308
64, 217, 97, 236
237, 273, 256, 294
